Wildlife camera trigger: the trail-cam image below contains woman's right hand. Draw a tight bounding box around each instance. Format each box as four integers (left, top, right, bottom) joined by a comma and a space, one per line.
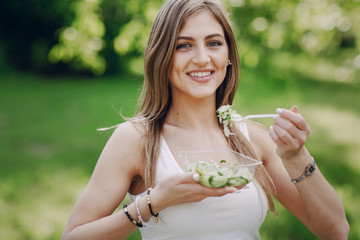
149, 172, 237, 212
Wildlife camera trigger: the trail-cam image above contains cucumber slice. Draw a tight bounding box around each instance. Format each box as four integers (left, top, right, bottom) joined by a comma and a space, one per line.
209, 175, 228, 188
195, 162, 212, 175
187, 160, 253, 188
199, 175, 212, 188
227, 176, 248, 186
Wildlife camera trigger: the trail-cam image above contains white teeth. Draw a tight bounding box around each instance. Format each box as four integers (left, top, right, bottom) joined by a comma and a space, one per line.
189, 71, 211, 77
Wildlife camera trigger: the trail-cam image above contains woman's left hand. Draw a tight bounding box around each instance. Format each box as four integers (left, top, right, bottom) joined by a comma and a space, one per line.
267, 106, 349, 239
269, 106, 311, 160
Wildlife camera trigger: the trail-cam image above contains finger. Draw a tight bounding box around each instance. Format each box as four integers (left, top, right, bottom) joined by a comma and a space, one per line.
272, 124, 297, 146
202, 186, 237, 196
215, 186, 238, 195
269, 125, 278, 142
276, 108, 308, 131
234, 185, 247, 190
290, 105, 298, 113
269, 125, 286, 146
181, 172, 201, 183
192, 173, 200, 182
169, 172, 199, 185
274, 116, 309, 146
273, 116, 300, 139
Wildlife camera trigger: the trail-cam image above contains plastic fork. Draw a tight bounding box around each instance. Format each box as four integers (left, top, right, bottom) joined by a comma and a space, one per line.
231, 114, 278, 121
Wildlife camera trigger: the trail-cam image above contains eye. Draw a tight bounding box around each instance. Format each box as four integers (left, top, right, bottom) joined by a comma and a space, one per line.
176, 42, 191, 50
208, 41, 222, 47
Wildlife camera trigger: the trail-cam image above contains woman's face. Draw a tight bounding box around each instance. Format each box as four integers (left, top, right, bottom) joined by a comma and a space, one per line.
169, 10, 229, 102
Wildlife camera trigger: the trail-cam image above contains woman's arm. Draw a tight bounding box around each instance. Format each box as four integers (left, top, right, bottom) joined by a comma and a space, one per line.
249, 107, 349, 240
61, 122, 146, 240
61, 122, 238, 240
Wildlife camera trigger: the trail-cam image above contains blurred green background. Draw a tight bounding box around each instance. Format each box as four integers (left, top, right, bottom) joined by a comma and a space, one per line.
0, 0, 359, 239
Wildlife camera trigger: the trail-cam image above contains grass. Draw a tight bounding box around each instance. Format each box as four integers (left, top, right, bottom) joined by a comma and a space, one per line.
0, 69, 359, 239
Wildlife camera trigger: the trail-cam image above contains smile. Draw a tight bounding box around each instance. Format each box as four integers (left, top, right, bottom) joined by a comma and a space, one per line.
188, 71, 212, 78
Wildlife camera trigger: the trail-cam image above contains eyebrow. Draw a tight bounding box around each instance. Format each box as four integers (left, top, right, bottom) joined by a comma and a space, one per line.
177, 33, 225, 40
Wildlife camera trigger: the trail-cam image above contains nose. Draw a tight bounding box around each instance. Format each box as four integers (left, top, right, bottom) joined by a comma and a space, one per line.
192, 46, 210, 66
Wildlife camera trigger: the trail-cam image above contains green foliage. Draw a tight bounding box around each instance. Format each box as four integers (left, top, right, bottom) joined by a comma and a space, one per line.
44, 0, 164, 75
113, 0, 161, 55
48, 0, 106, 75
229, 0, 360, 83
47, 0, 163, 75
1, 0, 359, 79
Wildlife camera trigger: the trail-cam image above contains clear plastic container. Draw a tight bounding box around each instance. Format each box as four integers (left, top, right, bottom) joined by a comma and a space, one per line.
177, 149, 262, 188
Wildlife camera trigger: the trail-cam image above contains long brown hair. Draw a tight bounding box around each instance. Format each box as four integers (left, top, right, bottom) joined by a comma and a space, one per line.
133, 0, 276, 214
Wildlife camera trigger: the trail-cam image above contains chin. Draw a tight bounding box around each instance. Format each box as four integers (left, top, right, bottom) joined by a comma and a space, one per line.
190, 89, 217, 100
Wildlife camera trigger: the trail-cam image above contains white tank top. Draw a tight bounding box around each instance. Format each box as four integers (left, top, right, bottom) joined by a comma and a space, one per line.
129, 122, 267, 240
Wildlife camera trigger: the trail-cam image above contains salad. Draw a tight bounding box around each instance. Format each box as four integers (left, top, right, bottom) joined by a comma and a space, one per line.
216, 105, 237, 137
217, 105, 279, 137
184, 160, 253, 188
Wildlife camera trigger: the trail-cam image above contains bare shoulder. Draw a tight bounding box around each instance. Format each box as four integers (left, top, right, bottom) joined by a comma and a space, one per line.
62, 121, 147, 235
246, 120, 277, 163
99, 121, 146, 171
85, 120, 147, 204
88, 120, 147, 191
110, 121, 146, 146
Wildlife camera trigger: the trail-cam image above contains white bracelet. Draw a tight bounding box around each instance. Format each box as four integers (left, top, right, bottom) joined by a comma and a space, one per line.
135, 196, 147, 227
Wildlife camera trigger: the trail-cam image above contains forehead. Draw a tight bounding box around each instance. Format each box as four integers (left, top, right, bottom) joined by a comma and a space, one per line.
178, 10, 224, 37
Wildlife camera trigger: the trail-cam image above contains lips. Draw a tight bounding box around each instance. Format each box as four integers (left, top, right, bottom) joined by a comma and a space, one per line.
189, 71, 211, 77
187, 70, 214, 82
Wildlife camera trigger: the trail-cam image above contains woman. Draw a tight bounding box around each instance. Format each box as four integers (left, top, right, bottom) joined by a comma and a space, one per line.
61, 0, 349, 239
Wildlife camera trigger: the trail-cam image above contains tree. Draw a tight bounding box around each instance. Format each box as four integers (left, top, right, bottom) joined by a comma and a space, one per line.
0, 0, 359, 82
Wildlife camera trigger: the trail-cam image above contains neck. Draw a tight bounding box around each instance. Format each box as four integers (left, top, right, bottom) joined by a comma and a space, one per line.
165, 94, 219, 130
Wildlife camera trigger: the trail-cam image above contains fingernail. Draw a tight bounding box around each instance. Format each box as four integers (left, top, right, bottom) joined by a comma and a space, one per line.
270, 125, 273, 131
192, 173, 200, 181
226, 187, 237, 192
292, 105, 299, 112
230, 187, 237, 192
276, 108, 283, 114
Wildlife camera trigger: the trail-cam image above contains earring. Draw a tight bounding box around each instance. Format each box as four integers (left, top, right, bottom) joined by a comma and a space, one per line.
227, 60, 232, 66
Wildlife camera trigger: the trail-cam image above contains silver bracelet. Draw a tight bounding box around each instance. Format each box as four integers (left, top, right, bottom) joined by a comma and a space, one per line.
135, 196, 147, 227
290, 157, 316, 184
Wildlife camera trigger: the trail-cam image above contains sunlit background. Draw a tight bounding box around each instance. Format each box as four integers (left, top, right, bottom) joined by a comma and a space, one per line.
0, 0, 359, 239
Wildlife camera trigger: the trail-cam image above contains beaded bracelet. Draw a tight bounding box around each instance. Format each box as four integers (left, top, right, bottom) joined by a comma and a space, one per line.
135, 196, 147, 227
123, 204, 143, 228
146, 188, 159, 222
